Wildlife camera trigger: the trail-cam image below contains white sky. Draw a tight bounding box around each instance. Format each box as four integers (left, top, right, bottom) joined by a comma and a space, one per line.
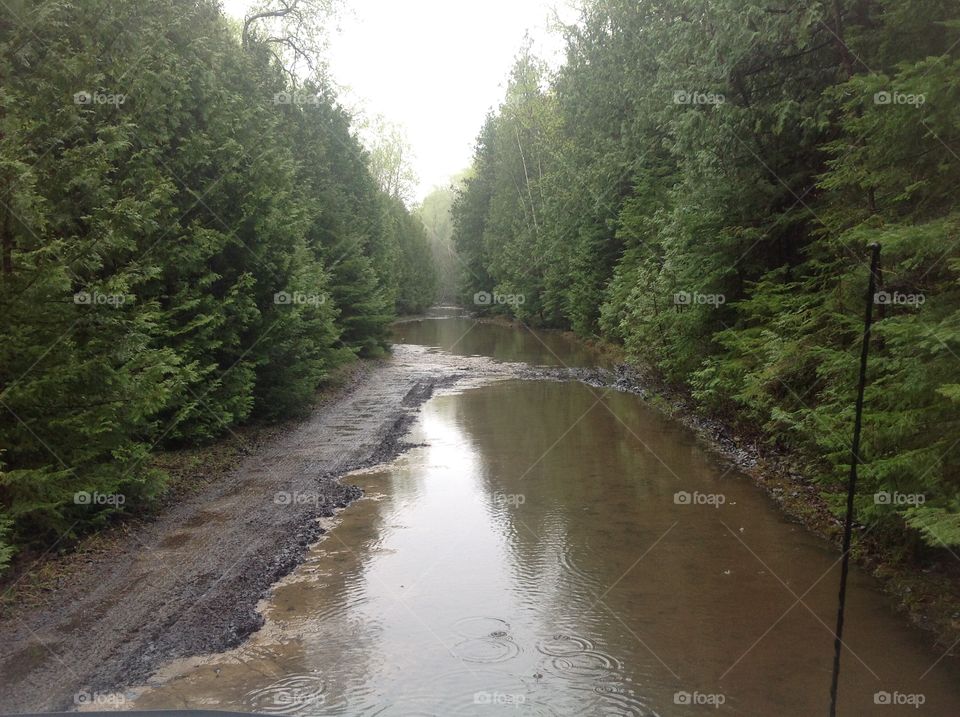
221, 0, 576, 202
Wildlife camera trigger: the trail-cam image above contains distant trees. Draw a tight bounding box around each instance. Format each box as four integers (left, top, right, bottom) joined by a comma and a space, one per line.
453, 0, 960, 549
361, 117, 436, 313
0, 0, 434, 569
364, 117, 418, 206
417, 182, 462, 304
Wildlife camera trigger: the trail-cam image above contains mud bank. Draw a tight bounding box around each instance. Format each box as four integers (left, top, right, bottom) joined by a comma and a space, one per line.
0, 345, 519, 713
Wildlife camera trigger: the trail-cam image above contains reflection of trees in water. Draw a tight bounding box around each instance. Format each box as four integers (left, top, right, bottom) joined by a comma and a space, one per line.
447, 379, 736, 679
446, 379, 960, 711
391, 318, 598, 367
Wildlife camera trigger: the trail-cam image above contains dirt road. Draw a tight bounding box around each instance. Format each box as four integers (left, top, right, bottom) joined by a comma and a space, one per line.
0, 344, 517, 713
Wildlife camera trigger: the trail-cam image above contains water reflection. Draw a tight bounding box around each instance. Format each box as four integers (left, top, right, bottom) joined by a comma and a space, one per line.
131, 379, 960, 716
392, 316, 608, 368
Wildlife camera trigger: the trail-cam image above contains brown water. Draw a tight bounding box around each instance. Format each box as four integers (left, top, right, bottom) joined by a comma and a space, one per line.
128, 318, 960, 716
392, 310, 609, 368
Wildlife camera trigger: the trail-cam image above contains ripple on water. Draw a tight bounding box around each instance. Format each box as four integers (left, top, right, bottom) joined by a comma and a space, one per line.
358, 692, 560, 717
558, 543, 603, 591
549, 649, 621, 677
366, 707, 437, 717
536, 632, 595, 657
449, 616, 521, 664
591, 681, 653, 716
452, 634, 521, 664
354, 667, 557, 717
309, 590, 367, 623
451, 615, 511, 638
245, 674, 326, 715
447, 697, 562, 716
537, 633, 629, 701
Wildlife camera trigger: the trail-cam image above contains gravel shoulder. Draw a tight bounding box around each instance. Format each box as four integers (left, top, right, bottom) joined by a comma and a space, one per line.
0, 344, 514, 713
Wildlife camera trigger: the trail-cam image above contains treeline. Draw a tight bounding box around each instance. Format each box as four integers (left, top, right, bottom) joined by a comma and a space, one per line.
417, 183, 461, 304
453, 1, 960, 550
0, 0, 435, 568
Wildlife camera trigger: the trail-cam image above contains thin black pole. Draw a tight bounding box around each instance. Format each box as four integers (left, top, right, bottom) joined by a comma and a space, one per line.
829, 242, 881, 716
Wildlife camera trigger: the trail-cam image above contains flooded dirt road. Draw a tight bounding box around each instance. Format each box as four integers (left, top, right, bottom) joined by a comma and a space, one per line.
0, 335, 521, 713
122, 314, 960, 716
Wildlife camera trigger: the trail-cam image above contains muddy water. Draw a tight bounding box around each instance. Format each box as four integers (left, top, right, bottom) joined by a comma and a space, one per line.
393, 312, 609, 368
129, 321, 960, 716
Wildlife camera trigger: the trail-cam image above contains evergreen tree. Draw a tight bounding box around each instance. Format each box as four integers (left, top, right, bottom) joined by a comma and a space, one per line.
452, 0, 960, 551
0, 0, 433, 566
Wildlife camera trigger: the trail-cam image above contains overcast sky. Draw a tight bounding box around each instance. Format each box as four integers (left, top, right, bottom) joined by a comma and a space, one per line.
221, 0, 574, 201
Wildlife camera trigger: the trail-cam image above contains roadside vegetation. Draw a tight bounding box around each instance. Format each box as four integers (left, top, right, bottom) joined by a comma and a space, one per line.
0, 0, 436, 570
452, 0, 960, 559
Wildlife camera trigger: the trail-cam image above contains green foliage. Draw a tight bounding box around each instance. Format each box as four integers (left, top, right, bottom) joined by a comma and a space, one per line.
452, 0, 960, 549
416, 181, 462, 304
0, 0, 430, 566
390, 196, 437, 314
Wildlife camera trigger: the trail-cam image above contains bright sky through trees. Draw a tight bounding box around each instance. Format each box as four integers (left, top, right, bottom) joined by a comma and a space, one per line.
222, 0, 572, 201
